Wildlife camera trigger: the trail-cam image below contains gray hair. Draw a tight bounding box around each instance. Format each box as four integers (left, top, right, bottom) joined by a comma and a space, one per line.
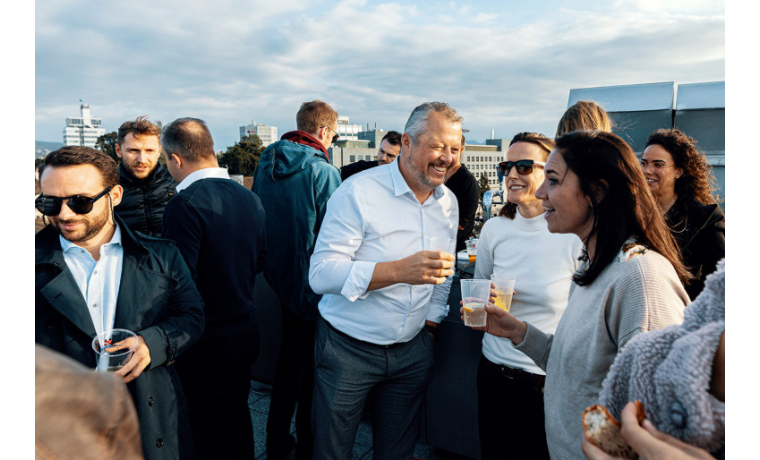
403, 102, 463, 144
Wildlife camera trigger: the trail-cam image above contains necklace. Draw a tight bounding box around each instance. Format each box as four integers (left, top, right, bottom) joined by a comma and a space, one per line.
662, 196, 676, 213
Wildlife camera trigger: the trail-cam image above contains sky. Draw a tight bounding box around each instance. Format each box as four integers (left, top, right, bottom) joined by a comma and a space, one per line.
35, 0, 725, 151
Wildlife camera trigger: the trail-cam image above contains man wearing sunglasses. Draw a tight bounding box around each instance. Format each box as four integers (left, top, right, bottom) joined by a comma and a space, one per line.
35, 146, 205, 460
253, 100, 342, 460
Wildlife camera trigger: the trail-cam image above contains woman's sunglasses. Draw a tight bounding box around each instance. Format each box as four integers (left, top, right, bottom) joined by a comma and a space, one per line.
35, 186, 112, 216
498, 160, 546, 175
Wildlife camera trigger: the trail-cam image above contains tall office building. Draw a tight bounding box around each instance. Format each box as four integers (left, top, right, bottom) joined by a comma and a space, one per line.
240, 121, 279, 147
462, 143, 503, 190
63, 103, 106, 148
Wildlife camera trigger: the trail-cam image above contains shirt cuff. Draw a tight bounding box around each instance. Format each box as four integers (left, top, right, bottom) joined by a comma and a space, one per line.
340, 260, 378, 302
425, 303, 450, 323
513, 321, 552, 371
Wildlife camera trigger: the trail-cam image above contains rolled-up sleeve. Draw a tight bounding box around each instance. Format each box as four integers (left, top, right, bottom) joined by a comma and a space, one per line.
309, 185, 374, 301
425, 275, 452, 323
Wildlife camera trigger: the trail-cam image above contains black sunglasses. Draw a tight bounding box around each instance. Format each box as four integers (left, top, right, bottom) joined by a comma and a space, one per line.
323, 126, 340, 144
35, 186, 112, 216
498, 160, 546, 175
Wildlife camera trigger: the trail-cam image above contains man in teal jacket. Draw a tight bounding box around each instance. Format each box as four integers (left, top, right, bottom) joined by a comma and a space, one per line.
253, 100, 342, 460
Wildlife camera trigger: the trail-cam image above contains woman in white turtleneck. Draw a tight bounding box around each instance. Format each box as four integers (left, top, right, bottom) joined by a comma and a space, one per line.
473, 132, 582, 460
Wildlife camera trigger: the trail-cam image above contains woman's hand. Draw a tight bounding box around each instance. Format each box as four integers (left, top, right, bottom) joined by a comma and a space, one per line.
581, 402, 717, 460
460, 303, 527, 344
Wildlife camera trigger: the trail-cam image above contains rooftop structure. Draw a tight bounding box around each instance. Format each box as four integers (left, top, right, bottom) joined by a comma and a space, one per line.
240, 122, 278, 147
63, 103, 106, 148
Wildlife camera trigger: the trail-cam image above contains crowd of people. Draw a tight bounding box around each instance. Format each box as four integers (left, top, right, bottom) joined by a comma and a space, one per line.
35, 98, 725, 460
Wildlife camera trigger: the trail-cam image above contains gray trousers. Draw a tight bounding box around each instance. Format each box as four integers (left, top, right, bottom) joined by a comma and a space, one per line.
312, 317, 435, 460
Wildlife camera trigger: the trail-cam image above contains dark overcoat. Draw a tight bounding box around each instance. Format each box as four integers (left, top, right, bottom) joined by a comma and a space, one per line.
35, 217, 205, 460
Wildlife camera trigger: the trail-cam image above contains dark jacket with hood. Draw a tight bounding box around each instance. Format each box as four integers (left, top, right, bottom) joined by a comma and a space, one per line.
253, 131, 341, 320
35, 216, 205, 460
115, 163, 177, 237
667, 197, 725, 300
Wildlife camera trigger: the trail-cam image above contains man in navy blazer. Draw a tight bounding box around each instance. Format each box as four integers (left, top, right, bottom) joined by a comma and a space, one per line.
35, 146, 205, 460
161, 117, 267, 459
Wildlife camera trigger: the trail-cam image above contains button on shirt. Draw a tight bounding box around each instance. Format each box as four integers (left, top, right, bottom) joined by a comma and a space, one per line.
60, 224, 123, 340
309, 160, 457, 345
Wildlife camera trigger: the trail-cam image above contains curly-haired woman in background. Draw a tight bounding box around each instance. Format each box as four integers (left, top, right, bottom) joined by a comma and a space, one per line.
641, 128, 725, 299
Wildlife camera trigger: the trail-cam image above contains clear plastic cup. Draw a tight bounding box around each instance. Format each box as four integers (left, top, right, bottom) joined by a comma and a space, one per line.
461, 279, 490, 327
491, 275, 516, 312
92, 328, 138, 372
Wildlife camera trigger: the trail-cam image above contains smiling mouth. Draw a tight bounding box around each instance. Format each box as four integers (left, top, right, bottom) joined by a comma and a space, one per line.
509, 185, 526, 190
431, 164, 448, 173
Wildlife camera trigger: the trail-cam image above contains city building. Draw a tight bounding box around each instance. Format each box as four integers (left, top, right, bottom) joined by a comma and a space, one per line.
62, 103, 106, 148
336, 116, 362, 141
327, 139, 375, 169
462, 143, 502, 190
239, 121, 278, 147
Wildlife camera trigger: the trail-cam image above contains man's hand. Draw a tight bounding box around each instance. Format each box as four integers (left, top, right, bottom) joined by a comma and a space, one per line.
113, 335, 152, 383
460, 303, 527, 345
369, 250, 454, 291
581, 402, 717, 460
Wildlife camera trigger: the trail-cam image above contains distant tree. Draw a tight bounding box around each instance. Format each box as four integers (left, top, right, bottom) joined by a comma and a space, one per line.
35, 157, 45, 168
218, 134, 264, 176
95, 131, 120, 163
478, 172, 490, 199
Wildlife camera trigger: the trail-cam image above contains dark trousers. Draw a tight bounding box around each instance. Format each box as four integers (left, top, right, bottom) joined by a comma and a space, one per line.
312, 317, 435, 460
176, 322, 260, 460
477, 355, 550, 460
266, 304, 316, 460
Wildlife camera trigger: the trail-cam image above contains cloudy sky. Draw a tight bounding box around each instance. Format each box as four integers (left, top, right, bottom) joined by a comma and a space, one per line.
35, 0, 724, 150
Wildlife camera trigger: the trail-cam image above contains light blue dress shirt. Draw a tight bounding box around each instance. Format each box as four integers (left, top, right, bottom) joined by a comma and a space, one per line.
309, 160, 458, 345
60, 224, 124, 342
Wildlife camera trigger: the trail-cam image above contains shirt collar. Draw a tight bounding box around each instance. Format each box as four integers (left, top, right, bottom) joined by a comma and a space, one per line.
389, 159, 445, 202
60, 222, 123, 254
176, 167, 230, 193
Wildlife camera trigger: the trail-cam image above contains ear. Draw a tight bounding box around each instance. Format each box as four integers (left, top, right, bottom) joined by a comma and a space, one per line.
109, 184, 124, 207
401, 133, 413, 154
591, 180, 609, 203
170, 153, 183, 170
115, 143, 123, 159
675, 167, 684, 179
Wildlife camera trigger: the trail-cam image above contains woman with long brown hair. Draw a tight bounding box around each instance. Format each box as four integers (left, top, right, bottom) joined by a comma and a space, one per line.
468, 130, 690, 459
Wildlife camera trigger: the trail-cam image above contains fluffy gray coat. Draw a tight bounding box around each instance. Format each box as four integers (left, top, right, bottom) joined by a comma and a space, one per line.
599, 259, 725, 454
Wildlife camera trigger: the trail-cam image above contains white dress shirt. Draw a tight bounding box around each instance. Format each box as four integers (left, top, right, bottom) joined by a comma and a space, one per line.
309, 160, 458, 345
60, 224, 124, 341
175, 167, 230, 193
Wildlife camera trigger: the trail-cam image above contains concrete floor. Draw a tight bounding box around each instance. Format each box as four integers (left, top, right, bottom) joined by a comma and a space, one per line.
247, 382, 472, 460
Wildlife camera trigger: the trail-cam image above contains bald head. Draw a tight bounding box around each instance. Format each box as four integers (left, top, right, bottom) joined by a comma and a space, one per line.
161, 117, 216, 164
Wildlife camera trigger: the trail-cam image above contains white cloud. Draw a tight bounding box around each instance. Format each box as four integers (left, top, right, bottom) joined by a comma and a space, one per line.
35, 0, 725, 148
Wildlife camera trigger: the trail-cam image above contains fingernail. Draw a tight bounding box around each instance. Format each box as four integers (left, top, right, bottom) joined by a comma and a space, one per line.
643, 419, 654, 428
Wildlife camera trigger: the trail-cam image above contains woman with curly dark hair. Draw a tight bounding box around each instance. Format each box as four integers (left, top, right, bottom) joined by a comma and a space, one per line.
642, 128, 725, 299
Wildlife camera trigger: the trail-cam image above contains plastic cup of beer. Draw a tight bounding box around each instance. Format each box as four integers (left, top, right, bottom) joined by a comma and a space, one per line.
491, 275, 516, 312
461, 279, 490, 327
92, 328, 138, 372
466, 238, 479, 263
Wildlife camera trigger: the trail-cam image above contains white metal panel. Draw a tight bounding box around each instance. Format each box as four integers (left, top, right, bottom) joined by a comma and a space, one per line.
568, 82, 675, 112
676, 81, 725, 110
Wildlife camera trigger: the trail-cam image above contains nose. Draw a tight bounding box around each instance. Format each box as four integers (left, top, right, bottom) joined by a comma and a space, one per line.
535, 178, 547, 200
441, 148, 454, 165
507, 164, 519, 179
58, 200, 77, 220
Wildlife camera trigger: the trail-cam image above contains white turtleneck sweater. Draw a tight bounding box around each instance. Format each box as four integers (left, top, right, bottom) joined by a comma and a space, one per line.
474, 211, 583, 375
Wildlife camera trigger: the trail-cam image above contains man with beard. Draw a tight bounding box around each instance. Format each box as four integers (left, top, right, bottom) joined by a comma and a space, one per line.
308, 102, 461, 460
114, 116, 176, 237
35, 146, 205, 460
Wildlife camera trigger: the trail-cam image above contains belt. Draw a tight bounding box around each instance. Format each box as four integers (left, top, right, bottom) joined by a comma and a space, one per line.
481, 356, 545, 388
322, 316, 406, 349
